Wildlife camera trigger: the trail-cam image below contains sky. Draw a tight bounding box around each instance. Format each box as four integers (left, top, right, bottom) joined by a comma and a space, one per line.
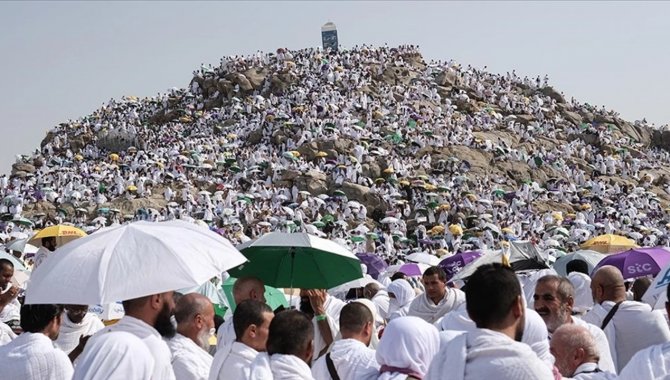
1, 1, 669, 174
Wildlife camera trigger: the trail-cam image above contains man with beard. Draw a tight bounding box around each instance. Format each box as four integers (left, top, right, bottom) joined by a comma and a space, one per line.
74, 291, 177, 380
167, 293, 215, 380
299, 288, 345, 362
425, 263, 553, 380
55, 304, 104, 359
0, 304, 73, 379
533, 275, 616, 373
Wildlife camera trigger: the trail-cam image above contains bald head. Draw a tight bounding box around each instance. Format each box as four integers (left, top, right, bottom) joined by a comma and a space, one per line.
174, 293, 211, 324
551, 324, 599, 377
363, 282, 381, 299
233, 277, 266, 305
174, 293, 215, 350
591, 265, 626, 304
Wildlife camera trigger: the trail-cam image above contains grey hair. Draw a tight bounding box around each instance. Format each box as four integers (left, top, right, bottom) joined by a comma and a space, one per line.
553, 324, 599, 360
537, 275, 575, 302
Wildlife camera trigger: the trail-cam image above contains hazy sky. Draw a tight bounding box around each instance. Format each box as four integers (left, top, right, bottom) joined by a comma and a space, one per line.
1, 1, 669, 174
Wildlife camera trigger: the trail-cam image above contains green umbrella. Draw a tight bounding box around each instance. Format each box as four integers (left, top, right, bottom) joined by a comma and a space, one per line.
228, 232, 363, 289
321, 214, 335, 224
333, 190, 346, 197
312, 221, 326, 228
221, 277, 288, 313
350, 235, 365, 243
492, 189, 505, 197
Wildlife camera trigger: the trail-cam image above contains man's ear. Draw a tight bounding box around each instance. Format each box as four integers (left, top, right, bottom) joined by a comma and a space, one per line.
512, 295, 524, 319
150, 294, 162, 310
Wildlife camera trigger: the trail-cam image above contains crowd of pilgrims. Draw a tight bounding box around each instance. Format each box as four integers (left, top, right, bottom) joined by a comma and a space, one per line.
1, 45, 670, 379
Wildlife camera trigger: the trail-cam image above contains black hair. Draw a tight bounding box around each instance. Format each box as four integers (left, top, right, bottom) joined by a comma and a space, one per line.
566, 259, 589, 275
339, 302, 373, 334
266, 310, 313, 356
20, 304, 63, 333
233, 299, 272, 341
423, 266, 447, 282
466, 263, 521, 328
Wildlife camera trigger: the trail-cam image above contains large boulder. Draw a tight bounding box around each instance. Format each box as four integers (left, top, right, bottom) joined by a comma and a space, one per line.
243, 68, 268, 90
11, 163, 35, 174
96, 129, 137, 152
539, 87, 566, 104
226, 73, 253, 92
339, 182, 386, 213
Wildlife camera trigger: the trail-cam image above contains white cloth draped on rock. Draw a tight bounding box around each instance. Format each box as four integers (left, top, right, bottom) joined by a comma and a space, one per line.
408, 287, 465, 323
55, 312, 105, 354
0, 332, 73, 380
376, 316, 440, 380
209, 341, 257, 380
424, 328, 554, 380
617, 341, 670, 380
167, 333, 213, 380
248, 353, 315, 380
73, 331, 154, 380
311, 338, 379, 380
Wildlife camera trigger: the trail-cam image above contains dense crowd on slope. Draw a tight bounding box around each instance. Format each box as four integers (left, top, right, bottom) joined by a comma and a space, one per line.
4, 45, 670, 265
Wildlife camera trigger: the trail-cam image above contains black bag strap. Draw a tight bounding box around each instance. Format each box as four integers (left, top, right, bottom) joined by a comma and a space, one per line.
601, 301, 623, 329
325, 353, 341, 380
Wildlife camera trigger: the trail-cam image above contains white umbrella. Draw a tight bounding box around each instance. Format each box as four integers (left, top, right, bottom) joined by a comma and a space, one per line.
381, 217, 399, 224
6, 238, 38, 254
88, 302, 125, 321
406, 252, 441, 266
25, 220, 247, 305
643, 262, 670, 309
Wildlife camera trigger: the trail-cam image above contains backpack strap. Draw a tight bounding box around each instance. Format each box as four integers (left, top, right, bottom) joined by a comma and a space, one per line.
325, 353, 341, 380
601, 301, 623, 329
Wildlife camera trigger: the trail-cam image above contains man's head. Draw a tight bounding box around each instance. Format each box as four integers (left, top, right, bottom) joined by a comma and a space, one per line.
20, 304, 64, 340
422, 266, 447, 303
465, 263, 525, 341
339, 302, 373, 346
233, 299, 274, 352
566, 259, 589, 276
0, 259, 13, 289
266, 310, 314, 365
64, 304, 89, 324
590, 266, 626, 304
533, 275, 575, 333
631, 277, 652, 302
122, 291, 176, 338
363, 282, 381, 300
173, 293, 215, 350
233, 277, 266, 305
550, 324, 600, 377
42, 237, 57, 252
390, 272, 407, 281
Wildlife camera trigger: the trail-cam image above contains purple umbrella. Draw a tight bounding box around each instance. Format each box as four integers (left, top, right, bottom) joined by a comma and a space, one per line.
439, 251, 483, 280
356, 253, 388, 280
398, 263, 429, 277
593, 247, 670, 279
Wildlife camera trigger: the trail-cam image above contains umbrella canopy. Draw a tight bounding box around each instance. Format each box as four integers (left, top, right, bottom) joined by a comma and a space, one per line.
580, 234, 638, 254
221, 277, 289, 313
229, 232, 363, 289
0, 251, 26, 271
642, 262, 670, 309
29, 225, 87, 248
398, 263, 429, 277
552, 250, 604, 277
25, 220, 247, 305
405, 252, 440, 266
355, 253, 388, 279
439, 251, 483, 280
593, 247, 670, 279
6, 238, 38, 254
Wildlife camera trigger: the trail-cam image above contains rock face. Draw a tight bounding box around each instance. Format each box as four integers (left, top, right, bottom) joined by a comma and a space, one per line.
96, 129, 137, 152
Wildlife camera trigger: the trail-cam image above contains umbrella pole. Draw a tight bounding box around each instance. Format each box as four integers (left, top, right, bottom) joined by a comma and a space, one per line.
289, 248, 295, 307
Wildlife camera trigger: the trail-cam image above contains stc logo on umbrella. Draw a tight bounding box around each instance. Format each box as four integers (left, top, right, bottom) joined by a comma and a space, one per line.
627, 263, 653, 275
